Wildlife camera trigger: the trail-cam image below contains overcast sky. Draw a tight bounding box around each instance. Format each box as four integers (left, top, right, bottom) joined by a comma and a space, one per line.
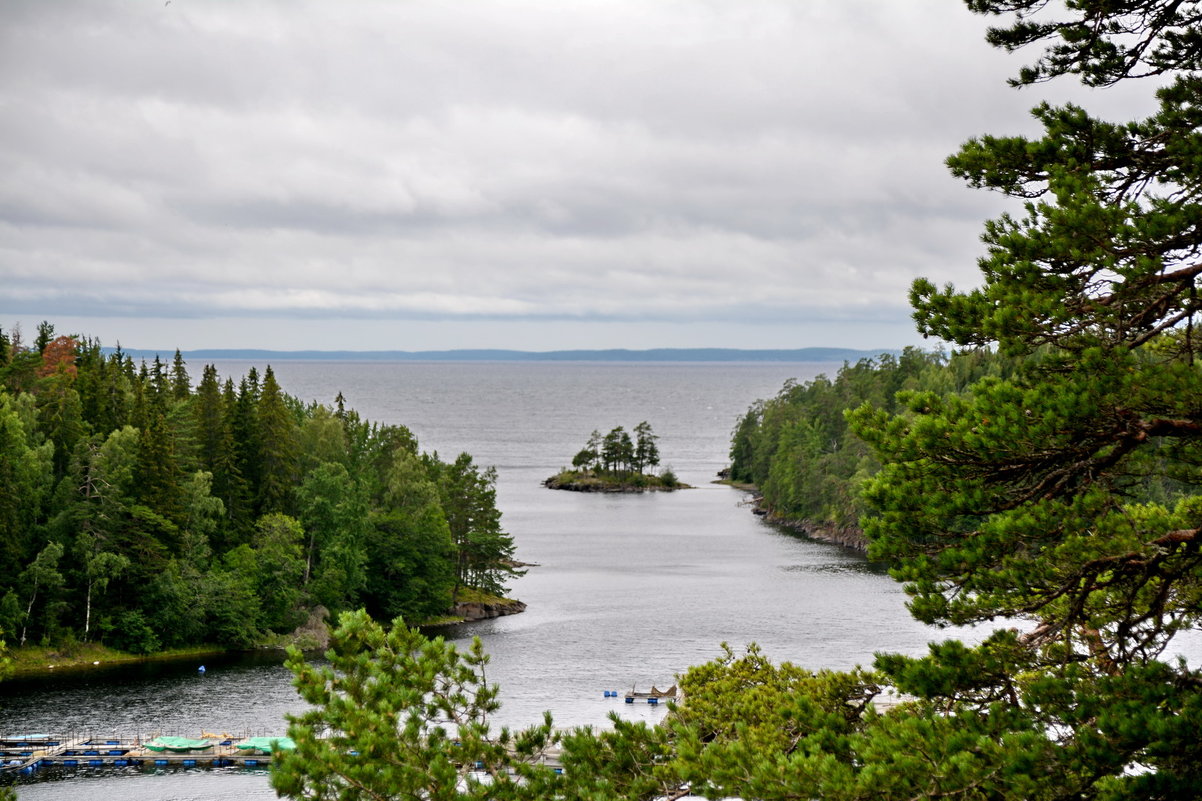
0, 0, 1152, 353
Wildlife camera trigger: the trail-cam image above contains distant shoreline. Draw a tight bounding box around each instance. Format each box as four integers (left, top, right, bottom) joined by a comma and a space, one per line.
102, 346, 902, 363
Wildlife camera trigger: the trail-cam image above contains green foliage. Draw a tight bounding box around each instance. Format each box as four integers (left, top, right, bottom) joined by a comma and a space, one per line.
0, 334, 518, 658
274, 619, 1092, 801
571, 422, 661, 476
729, 348, 961, 527
252, 513, 308, 633
256, 366, 300, 516
432, 453, 522, 598
297, 461, 369, 612
273, 610, 557, 801
107, 610, 160, 655
841, 1, 1202, 795
0, 630, 11, 682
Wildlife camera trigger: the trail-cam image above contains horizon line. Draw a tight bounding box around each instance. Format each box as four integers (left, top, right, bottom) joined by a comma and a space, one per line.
101, 345, 906, 363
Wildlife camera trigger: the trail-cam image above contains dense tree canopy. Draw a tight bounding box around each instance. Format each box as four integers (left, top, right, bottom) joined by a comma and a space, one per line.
0, 326, 519, 655
729, 348, 980, 529
571, 423, 661, 476
552, 422, 678, 490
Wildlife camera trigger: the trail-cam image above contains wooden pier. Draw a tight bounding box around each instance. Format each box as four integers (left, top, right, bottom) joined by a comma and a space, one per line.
3, 733, 568, 777
1, 733, 279, 775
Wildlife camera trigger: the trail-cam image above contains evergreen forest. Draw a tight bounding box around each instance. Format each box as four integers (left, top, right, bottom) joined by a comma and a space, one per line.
728, 347, 1026, 533
0, 322, 519, 657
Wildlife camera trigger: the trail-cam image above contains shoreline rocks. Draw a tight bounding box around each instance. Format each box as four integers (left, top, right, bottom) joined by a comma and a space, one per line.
543, 474, 689, 492
752, 498, 869, 553
449, 598, 528, 621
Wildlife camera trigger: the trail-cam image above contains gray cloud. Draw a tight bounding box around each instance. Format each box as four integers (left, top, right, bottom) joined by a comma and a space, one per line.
0, 0, 1146, 350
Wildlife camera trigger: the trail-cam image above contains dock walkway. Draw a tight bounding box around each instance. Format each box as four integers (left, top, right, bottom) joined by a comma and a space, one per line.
1, 733, 278, 775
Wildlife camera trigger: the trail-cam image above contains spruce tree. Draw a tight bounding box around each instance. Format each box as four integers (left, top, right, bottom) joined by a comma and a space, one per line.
256, 366, 299, 515
169, 349, 190, 402
231, 374, 262, 511
193, 364, 225, 472
212, 377, 252, 541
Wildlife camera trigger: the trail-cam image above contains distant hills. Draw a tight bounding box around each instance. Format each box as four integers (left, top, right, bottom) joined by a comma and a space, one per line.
105, 347, 900, 363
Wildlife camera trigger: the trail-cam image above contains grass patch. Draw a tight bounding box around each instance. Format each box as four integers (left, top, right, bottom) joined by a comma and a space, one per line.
10, 642, 232, 678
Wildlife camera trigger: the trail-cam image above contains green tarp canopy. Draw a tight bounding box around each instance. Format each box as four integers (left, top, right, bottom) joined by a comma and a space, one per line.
234, 736, 296, 753
145, 736, 213, 752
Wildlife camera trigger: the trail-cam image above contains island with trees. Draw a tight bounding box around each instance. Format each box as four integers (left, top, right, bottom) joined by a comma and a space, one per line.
0, 322, 523, 674
543, 422, 685, 492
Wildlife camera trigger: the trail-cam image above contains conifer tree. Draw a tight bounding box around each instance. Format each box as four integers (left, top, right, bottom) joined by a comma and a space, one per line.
633, 421, 659, 475
435, 453, 519, 598
0, 394, 53, 591
231, 374, 263, 510
136, 412, 184, 529
256, 366, 299, 515
211, 377, 252, 543
843, 1, 1202, 796
148, 355, 169, 413
193, 364, 225, 472
169, 349, 190, 402
33, 320, 54, 354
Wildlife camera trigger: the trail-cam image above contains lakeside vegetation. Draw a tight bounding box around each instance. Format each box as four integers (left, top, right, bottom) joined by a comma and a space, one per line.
728, 347, 1019, 535
544, 422, 685, 491
3, 3, 1201, 798
0, 323, 521, 669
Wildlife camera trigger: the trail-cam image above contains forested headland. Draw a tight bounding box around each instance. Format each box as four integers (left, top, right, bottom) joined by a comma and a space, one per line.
0, 322, 520, 666
728, 347, 1023, 548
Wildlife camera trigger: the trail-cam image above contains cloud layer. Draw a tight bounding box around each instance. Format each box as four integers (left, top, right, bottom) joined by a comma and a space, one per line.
0, 0, 1137, 350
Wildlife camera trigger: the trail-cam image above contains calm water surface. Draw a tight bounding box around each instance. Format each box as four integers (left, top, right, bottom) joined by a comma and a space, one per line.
4, 360, 980, 800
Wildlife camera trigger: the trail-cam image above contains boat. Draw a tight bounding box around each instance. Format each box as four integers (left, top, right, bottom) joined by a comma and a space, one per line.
234, 736, 296, 754
144, 736, 213, 753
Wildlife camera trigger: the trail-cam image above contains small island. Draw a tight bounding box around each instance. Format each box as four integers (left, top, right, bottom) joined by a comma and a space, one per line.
544, 422, 689, 492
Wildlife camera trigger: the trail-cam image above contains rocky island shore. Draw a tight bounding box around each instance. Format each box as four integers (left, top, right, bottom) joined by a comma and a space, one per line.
543, 471, 689, 492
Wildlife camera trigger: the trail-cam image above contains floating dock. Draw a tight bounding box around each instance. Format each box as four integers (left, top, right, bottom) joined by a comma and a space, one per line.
605, 684, 678, 705
1, 733, 282, 775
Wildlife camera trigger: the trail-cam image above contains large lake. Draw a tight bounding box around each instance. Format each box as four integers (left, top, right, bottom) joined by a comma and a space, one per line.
3, 359, 979, 800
